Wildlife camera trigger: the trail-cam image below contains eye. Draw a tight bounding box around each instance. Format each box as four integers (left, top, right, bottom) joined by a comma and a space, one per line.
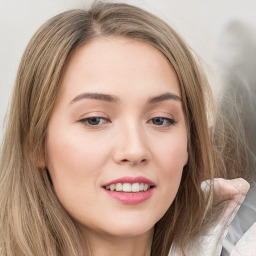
79, 117, 109, 127
150, 117, 177, 126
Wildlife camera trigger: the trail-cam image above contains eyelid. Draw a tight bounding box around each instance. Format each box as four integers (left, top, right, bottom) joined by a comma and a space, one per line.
77, 111, 107, 119
78, 117, 110, 129
148, 117, 177, 126
77, 112, 111, 129
147, 111, 175, 120
147, 112, 177, 127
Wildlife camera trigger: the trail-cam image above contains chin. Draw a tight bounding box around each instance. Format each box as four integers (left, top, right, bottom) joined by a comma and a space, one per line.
98, 216, 156, 238
73, 206, 164, 239
102, 225, 153, 239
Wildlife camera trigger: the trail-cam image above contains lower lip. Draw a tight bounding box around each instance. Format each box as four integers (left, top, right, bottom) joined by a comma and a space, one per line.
103, 188, 154, 205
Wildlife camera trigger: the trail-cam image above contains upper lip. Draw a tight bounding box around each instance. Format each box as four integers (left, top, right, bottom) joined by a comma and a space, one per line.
102, 176, 155, 187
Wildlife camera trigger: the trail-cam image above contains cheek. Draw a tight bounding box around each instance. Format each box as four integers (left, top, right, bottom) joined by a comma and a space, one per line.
45, 129, 107, 216
155, 132, 188, 173
153, 132, 187, 207
45, 126, 110, 202
46, 126, 109, 175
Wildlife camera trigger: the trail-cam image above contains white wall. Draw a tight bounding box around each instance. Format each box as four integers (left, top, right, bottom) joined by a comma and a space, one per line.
1, 0, 256, 141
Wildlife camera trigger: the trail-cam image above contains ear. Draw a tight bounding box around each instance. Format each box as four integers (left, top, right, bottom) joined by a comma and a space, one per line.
183, 150, 188, 167
35, 155, 46, 168
183, 141, 189, 167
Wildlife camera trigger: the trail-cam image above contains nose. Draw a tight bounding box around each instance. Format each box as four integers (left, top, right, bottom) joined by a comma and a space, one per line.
112, 122, 150, 165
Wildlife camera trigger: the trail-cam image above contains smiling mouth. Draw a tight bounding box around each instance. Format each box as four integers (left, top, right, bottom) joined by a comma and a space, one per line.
104, 183, 154, 193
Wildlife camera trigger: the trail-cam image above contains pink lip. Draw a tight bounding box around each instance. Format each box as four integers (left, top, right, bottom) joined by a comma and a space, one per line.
104, 189, 154, 205
102, 176, 155, 187
102, 176, 155, 205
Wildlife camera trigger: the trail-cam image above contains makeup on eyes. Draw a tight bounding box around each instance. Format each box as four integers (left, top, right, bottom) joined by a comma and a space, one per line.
71, 105, 180, 133
78, 116, 178, 130
70, 97, 182, 124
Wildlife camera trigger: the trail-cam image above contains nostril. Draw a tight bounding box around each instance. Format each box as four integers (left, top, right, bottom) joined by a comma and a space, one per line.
120, 158, 147, 164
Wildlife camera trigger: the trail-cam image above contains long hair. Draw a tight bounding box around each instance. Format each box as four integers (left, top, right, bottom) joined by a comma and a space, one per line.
0, 2, 220, 255
213, 21, 256, 181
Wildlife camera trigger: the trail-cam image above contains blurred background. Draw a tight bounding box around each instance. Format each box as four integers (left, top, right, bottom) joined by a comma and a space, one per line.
1, 0, 256, 143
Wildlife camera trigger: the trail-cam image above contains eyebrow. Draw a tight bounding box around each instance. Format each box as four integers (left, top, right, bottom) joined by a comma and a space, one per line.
70, 92, 181, 104
70, 93, 120, 104
148, 92, 182, 104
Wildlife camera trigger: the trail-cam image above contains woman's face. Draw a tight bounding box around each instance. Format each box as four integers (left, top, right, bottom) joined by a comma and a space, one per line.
46, 37, 188, 239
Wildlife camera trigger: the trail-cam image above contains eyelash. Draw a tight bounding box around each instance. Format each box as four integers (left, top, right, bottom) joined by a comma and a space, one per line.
78, 116, 177, 128
148, 117, 177, 127
79, 116, 109, 127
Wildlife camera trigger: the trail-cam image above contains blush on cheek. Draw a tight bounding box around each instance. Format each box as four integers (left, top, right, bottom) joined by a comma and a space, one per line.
47, 135, 105, 181
159, 145, 187, 168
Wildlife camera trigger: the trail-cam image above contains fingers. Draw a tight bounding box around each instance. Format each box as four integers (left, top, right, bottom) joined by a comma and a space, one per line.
213, 178, 250, 205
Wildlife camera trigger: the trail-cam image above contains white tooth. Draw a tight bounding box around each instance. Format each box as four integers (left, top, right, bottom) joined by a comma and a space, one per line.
116, 183, 123, 191
122, 183, 132, 192
106, 185, 110, 190
132, 183, 140, 192
110, 184, 116, 191
139, 183, 144, 191
143, 184, 149, 191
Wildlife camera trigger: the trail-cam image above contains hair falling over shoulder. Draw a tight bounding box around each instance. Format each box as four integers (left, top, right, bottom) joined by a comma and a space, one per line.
0, 2, 250, 256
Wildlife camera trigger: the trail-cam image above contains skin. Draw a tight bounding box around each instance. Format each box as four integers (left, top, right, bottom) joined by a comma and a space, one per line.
213, 178, 250, 204
46, 37, 188, 256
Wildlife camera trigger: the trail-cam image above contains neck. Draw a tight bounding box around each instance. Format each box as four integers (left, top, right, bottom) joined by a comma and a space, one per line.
80, 228, 153, 256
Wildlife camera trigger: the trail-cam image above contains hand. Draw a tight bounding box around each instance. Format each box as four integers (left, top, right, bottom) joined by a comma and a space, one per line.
213, 178, 249, 205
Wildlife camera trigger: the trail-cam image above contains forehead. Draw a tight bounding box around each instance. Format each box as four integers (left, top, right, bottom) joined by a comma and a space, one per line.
59, 36, 181, 102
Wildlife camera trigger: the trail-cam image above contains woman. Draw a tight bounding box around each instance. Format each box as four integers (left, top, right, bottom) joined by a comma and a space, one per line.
0, 2, 248, 256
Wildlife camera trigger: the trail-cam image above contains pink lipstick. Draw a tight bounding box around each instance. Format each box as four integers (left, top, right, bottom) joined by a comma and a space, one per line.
102, 176, 155, 205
